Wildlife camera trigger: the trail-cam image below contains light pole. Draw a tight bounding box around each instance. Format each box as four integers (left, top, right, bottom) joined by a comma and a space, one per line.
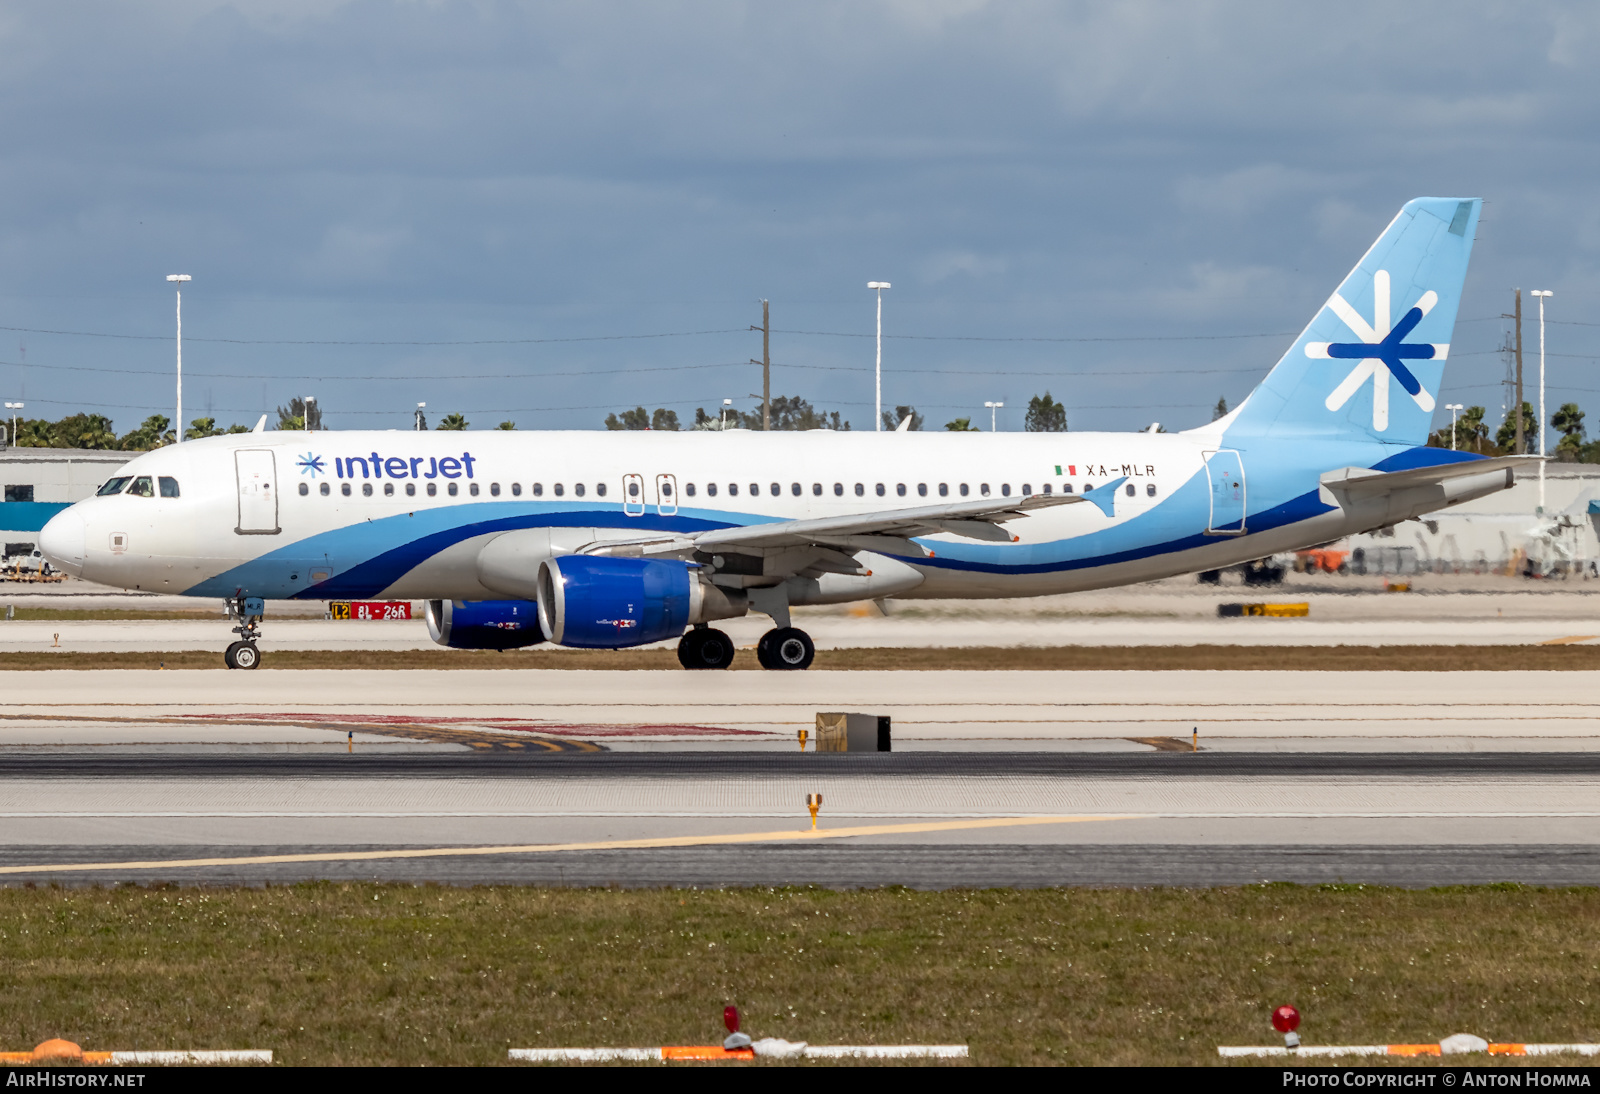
1445, 403, 1464, 450
1533, 290, 1554, 512
985, 400, 1004, 432
166, 275, 191, 443
415, 403, 426, 431
721, 398, 733, 429
303, 396, 316, 433
4, 402, 20, 447
868, 282, 890, 430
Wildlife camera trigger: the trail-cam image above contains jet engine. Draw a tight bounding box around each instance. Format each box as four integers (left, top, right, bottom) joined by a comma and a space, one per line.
425, 598, 546, 650
536, 555, 743, 649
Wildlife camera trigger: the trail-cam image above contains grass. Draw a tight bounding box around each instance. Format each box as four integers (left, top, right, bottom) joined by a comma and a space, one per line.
5, 644, 1600, 671
1, 884, 1599, 1065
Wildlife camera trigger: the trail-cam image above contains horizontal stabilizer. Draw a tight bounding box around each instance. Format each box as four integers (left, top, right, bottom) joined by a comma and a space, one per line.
1318, 455, 1536, 503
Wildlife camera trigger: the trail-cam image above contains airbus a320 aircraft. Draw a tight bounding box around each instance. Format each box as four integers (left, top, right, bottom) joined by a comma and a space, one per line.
40, 197, 1523, 670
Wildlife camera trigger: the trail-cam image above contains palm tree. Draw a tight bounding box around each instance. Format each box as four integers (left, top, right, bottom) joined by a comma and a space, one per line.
436, 413, 469, 431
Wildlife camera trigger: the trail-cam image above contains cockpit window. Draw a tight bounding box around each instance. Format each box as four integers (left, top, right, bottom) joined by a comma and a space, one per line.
126, 477, 155, 498
97, 477, 131, 497
158, 477, 180, 498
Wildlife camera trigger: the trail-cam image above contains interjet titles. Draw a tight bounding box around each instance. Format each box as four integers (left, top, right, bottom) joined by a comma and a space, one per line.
334, 453, 476, 481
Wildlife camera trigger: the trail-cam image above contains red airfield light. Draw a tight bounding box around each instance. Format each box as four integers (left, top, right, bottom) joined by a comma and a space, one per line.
1273, 1005, 1302, 1050
724, 1005, 741, 1034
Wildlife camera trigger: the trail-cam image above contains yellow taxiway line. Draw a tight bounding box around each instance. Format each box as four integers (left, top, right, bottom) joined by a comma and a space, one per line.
0, 815, 1142, 876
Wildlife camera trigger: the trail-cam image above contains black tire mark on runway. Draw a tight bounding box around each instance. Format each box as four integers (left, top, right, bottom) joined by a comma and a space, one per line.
4, 844, 1599, 888
1, 752, 1600, 779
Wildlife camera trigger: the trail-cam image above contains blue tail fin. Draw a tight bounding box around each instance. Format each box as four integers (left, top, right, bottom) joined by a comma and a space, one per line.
1224, 197, 1480, 446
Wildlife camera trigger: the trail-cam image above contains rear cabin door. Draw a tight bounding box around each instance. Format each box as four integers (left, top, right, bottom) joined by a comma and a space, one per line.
1203, 449, 1245, 535
656, 473, 678, 517
622, 473, 645, 517
235, 449, 281, 535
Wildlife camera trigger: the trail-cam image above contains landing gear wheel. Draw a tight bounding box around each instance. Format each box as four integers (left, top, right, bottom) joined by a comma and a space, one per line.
677, 628, 736, 670
756, 627, 814, 671
224, 641, 261, 670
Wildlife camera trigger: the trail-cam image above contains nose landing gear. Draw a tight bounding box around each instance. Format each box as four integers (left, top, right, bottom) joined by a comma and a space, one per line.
224, 595, 265, 670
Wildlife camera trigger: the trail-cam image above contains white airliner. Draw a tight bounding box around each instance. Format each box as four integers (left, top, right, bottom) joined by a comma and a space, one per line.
40, 197, 1524, 670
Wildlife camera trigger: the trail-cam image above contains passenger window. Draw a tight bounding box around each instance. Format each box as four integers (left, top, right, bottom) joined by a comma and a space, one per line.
158, 477, 180, 498
1062, 484, 1073, 494
490, 483, 500, 496
728, 483, 738, 496
320, 482, 330, 497
980, 484, 990, 496
834, 483, 843, 496
554, 484, 564, 497
875, 483, 885, 497
448, 482, 459, 497
1001, 484, 1011, 497
128, 477, 154, 498
917, 483, 927, 497
97, 477, 131, 496
575, 483, 585, 497
707, 483, 718, 497
511, 483, 522, 496
686, 483, 696, 497
1042, 484, 1051, 495
812, 483, 822, 496
531, 483, 542, 496
896, 484, 906, 497
854, 483, 864, 497
938, 483, 948, 497
1146, 483, 1157, 497
470, 482, 480, 496
960, 484, 969, 497
791, 483, 801, 496
769, 483, 779, 497
298, 482, 309, 496
362, 483, 374, 497
1021, 484, 1031, 496
406, 482, 416, 497
342, 482, 352, 497
1124, 483, 1135, 497
628, 481, 640, 497
750, 483, 759, 496
385, 483, 395, 496
427, 482, 438, 497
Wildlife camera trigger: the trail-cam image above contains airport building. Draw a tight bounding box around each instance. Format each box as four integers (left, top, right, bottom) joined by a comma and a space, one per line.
0, 448, 131, 558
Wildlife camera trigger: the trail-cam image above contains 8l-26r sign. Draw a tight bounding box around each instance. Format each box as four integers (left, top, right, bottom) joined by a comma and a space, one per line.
330, 601, 412, 621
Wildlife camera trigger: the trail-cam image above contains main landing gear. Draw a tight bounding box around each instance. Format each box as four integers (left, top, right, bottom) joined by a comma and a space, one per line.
756, 626, 815, 671
224, 595, 265, 670
677, 626, 736, 670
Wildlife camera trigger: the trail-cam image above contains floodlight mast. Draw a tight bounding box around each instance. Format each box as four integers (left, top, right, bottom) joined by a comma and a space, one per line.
868, 282, 890, 430
985, 400, 1004, 432
1532, 290, 1553, 512
1445, 403, 1464, 450
166, 275, 191, 443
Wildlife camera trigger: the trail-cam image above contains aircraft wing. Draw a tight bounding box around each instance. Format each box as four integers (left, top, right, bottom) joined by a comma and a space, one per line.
1318, 455, 1536, 500
578, 490, 1090, 562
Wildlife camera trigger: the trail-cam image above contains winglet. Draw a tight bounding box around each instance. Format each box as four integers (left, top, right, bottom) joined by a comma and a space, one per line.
252, 414, 268, 433
1084, 476, 1127, 516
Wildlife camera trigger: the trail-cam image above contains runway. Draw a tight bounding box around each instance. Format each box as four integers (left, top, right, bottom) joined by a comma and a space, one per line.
5, 751, 1600, 886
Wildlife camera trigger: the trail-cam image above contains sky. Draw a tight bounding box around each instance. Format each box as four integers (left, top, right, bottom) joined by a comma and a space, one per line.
1, 1, 1598, 438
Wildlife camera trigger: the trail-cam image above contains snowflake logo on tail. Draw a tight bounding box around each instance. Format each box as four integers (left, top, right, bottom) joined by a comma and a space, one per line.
1305, 269, 1447, 432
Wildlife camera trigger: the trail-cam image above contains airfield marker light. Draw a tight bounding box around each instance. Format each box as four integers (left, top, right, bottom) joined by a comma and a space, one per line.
52, 632, 58, 648
1192, 728, 1198, 752
1272, 1005, 1301, 1051
806, 793, 821, 830
348, 730, 353, 754
798, 728, 808, 752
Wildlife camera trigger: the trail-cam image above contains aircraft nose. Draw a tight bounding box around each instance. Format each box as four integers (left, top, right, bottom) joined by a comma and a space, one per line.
39, 507, 86, 577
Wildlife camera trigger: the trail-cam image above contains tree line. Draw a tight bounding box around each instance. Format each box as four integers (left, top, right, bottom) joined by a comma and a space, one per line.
605, 392, 1074, 432
1428, 401, 1600, 462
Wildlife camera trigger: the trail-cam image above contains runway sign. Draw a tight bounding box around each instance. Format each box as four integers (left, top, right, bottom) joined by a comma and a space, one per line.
330, 600, 412, 620
1216, 602, 1309, 618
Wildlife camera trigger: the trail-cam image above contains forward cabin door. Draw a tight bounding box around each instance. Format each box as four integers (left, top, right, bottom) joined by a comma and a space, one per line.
1203, 449, 1245, 535
655, 473, 678, 517
235, 449, 281, 535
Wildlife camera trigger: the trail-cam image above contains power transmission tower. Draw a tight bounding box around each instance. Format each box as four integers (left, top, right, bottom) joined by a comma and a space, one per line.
750, 300, 770, 430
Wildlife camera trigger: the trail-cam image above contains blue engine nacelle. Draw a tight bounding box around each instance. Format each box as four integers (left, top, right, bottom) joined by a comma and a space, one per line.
425, 599, 546, 650
536, 555, 694, 649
